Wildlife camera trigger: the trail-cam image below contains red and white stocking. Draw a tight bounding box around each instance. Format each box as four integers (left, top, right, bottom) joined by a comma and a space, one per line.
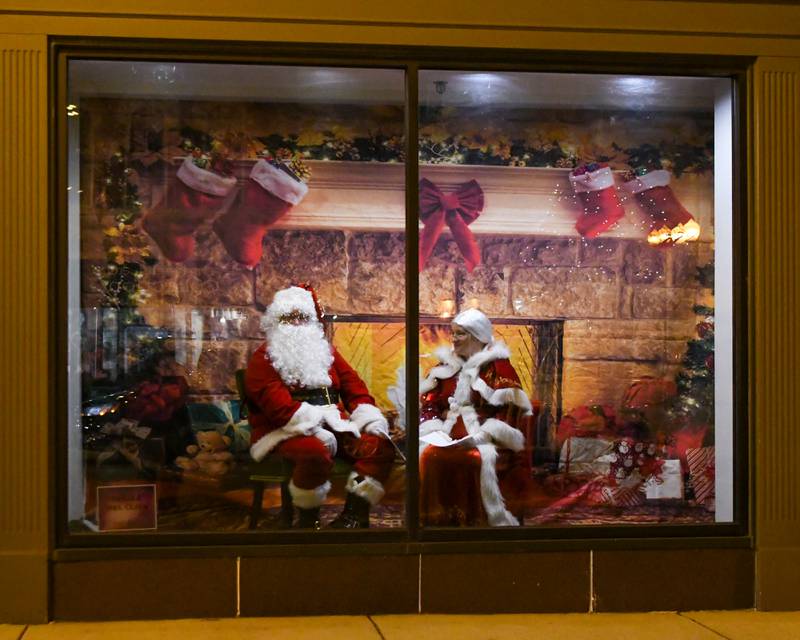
569, 163, 625, 238
622, 169, 700, 245
213, 159, 308, 268
143, 158, 237, 262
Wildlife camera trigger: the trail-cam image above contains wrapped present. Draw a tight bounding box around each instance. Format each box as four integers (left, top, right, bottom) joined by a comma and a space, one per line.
686, 446, 715, 504
644, 459, 684, 500
666, 425, 709, 473
600, 473, 646, 507
609, 438, 663, 483
187, 399, 251, 452
559, 436, 614, 475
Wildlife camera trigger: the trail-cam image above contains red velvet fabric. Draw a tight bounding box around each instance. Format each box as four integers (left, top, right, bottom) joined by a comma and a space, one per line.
419, 356, 531, 526
213, 180, 293, 268
244, 343, 375, 445
275, 431, 394, 490
635, 185, 694, 229
143, 175, 234, 263
244, 343, 394, 488
419, 178, 483, 272
574, 187, 625, 238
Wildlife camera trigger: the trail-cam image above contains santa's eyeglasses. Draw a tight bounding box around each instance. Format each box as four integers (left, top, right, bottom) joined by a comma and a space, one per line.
278, 310, 310, 325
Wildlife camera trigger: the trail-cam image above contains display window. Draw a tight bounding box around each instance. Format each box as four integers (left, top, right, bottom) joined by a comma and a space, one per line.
63, 54, 739, 540
417, 71, 734, 529
66, 61, 407, 533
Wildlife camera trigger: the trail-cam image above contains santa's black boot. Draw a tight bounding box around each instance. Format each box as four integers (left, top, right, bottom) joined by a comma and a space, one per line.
295, 507, 321, 530
328, 492, 371, 529
278, 480, 294, 529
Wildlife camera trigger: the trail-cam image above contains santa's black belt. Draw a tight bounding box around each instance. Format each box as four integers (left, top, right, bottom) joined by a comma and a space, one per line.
291, 387, 340, 406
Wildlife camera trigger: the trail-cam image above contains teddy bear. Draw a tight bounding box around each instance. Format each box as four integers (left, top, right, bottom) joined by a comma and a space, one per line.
175, 430, 235, 477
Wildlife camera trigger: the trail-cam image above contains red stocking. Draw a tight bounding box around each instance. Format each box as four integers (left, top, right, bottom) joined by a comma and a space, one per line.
622, 169, 700, 245
214, 159, 308, 268
569, 163, 625, 238
143, 158, 237, 262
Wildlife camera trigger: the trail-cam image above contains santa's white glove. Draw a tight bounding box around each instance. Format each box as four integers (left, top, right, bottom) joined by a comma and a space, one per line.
471, 430, 493, 446
364, 418, 390, 437
350, 403, 390, 438
311, 426, 338, 456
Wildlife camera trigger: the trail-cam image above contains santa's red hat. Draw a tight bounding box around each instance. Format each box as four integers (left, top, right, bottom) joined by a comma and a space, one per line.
264, 284, 324, 327
293, 282, 325, 322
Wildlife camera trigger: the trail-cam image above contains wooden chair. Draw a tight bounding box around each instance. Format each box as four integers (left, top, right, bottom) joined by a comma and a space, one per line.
235, 369, 294, 529
235, 369, 351, 529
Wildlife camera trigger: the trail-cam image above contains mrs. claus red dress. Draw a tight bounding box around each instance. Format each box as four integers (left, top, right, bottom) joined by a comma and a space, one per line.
419, 342, 533, 526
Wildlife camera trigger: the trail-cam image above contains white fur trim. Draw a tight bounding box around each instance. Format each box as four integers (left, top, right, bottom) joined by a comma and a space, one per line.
451, 342, 512, 407
266, 286, 320, 325
420, 365, 455, 395
458, 404, 482, 434
461, 341, 511, 378
477, 444, 520, 526
345, 471, 385, 506
176, 157, 236, 196
436, 345, 463, 369
312, 427, 337, 456
421, 342, 512, 400
622, 169, 671, 194
350, 403, 389, 436
419, 419, 449, 458
469, 377, 532, 415
289, 479, 330, 508
420, 347, 462, 395
250, 159, 309, 205
569, 165, 615, 193
249, 402, 323, 462
481, 418, 525, 453
419, 418, 447, 437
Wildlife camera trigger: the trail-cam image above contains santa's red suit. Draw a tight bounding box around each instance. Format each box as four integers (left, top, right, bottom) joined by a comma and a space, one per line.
245, 287, 393, 512
420, 342, 532, 526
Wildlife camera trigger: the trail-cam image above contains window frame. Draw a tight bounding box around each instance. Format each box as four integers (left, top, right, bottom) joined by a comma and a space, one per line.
51, 37, 751, 552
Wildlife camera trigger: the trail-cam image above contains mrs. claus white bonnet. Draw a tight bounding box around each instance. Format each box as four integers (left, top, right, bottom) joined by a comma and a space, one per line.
452, 308, 493, 345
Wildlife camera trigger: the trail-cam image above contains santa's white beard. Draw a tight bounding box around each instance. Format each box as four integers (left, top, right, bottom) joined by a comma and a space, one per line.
266, 322, 333, 388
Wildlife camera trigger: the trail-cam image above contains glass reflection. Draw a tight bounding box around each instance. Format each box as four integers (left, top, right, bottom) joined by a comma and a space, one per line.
67, 60, 406, 533
418, 70, 732, 527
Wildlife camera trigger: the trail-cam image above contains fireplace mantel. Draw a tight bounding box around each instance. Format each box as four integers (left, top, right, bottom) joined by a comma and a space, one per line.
273, 160, 714, 240
123, 159, 714, 241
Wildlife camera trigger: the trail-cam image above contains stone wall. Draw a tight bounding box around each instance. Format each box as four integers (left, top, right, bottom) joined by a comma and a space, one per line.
81, 222, 711, 411
445, 234, 713, 411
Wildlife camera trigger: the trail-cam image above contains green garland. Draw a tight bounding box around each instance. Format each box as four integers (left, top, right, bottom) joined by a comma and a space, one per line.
180, 123, 713, 173
93, 148, 157, 324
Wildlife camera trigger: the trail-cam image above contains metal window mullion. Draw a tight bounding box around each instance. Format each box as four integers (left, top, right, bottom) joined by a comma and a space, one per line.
404, 63, 420, 541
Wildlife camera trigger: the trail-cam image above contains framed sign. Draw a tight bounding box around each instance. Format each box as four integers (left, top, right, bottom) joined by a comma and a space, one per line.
96, 484, 157, 532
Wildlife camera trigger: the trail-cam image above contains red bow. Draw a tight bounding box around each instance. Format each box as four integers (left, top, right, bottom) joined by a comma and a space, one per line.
419, 178, 484, 272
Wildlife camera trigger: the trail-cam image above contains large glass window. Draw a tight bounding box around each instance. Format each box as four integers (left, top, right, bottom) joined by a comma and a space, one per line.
67, 61, 407, 533
64, 57, 736, 538
417, 71, 733, 527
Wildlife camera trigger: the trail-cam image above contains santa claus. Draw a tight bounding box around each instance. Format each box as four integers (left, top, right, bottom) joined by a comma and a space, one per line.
419, 309, 533, 526
245, 285, 395, 529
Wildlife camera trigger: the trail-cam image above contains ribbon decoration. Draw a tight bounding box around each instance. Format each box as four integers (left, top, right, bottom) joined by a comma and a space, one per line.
419, 178, 484, 272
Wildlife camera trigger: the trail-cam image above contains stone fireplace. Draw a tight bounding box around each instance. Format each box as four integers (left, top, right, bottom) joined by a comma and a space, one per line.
79, 159, 712, 461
